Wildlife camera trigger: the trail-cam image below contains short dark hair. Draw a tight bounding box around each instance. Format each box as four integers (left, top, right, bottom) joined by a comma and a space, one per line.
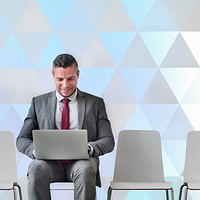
53, 53, 78, 69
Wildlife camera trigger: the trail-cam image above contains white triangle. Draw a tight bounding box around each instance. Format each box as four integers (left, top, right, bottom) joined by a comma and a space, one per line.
181, 104, 200, 130
160, 68, 199, 102
181, 32, 200, 65
182, 69, 200, 103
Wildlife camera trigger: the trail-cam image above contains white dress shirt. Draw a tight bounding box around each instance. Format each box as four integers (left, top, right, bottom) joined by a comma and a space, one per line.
55, 89, 78, 130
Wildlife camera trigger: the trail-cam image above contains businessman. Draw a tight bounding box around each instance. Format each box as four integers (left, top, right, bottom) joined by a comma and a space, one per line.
16, 53, 115, 200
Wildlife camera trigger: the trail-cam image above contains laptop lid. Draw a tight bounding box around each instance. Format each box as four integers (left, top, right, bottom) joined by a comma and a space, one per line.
33, 129, 89, 160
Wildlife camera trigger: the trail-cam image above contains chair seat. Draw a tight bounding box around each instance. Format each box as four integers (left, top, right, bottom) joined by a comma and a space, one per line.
50, 182, 74, 190
0, 182, 15, 190
188, 182, 200, 190
110, 181, 173, 190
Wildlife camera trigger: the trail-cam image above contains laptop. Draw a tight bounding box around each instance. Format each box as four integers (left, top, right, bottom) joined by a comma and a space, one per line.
32, 129, 89, 160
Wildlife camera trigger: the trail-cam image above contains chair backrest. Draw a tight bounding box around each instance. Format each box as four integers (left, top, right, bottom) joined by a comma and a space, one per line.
113, 130, 165, 182
183, 131, 200, 182
0, 131, 18, 183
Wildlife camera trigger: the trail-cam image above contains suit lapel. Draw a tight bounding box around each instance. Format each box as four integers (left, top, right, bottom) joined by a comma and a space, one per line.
77, 90, 86, 129
48, 91, 57, 129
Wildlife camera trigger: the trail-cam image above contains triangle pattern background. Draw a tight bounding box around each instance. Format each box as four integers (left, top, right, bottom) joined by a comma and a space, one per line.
1, 0, 200, 199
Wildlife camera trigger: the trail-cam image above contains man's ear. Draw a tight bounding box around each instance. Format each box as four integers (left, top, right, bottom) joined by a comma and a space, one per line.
77, 70, 80, 78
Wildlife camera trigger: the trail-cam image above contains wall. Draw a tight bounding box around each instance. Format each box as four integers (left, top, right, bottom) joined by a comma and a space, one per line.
1, 0, 200, 199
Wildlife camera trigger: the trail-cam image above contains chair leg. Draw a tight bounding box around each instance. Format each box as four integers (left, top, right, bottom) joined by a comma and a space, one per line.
184, 187, 188, 200
13, 188, 17, 200
166, 189, 169, 200
178, 183, 187, 200
14, 183, 23, 200
16, 184, 23, 200
107, 186, 112, 200
170, 188, 174, 200
166, 188, 174, 200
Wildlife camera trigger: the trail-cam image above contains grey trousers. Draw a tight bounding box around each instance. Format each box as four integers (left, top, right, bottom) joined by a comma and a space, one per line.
27, 157, 98, 200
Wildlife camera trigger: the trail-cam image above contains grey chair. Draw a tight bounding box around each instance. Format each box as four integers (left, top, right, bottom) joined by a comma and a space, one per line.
0, 131, 23, 200
179, 131, 200, 200
50, 182, 97, 199
107, 130, 174, 200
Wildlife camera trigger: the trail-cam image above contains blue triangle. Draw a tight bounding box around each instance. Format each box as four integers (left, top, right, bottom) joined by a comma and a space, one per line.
98, 32, 136, 66
36, 0, 73, 29
126, 190, 152, 200
0, 33, 31, 68
1, 0, 29, 31
141, 0, 178, 31
78, 68, 115, 96
119, 68, 157, 102
35, 34, 65, 68
163, 106, 193, 139
57, 1, 95, 31
125, 106, 152, 130
0, 106, 22, 136
0, 104, 11, 123
13, 104, 30, 121
120, 0, 156, 30
162, 140, 187, 176
140, 104, 179, 133
0, 14, 10, 31
17, 155, 32, 176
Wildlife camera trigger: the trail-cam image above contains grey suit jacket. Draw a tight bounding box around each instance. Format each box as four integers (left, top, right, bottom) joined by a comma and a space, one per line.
16, 89, 115, 187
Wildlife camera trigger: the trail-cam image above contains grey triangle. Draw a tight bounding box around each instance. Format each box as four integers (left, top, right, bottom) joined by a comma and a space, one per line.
161, 33, 199, 67
141, 70, 178, 104
102, 70, 135, 103
183, 1, 200, 30
98, 0, 135, 31
120, 34, 157, 67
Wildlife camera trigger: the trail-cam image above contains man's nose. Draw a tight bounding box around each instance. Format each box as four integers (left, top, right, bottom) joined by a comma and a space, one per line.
62, 80, 68, 87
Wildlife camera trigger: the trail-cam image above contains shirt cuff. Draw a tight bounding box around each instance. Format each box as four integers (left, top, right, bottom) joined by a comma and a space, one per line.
88, 144, 94, 156
33, 150, 35, 159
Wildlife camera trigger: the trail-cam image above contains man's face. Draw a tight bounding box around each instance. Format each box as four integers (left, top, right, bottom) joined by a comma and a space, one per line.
52, 66, 79, 97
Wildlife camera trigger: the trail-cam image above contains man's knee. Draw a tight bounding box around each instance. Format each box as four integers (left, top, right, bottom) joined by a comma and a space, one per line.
28, 160, 50, 181
72, 160, 97, 183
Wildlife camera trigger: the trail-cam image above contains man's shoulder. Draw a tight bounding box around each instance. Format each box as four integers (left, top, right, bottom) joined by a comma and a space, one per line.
33, 91, 55, 100
78, 90, 102, 101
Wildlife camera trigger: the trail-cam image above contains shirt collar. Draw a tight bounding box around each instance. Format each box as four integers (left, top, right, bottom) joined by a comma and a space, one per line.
56, 89, 77, 102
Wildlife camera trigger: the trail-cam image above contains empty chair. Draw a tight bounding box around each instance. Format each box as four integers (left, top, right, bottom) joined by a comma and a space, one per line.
0, 131, 23, 200
178, 131, 200, 200
50, 182, 74, 196
107, 130, 174, 200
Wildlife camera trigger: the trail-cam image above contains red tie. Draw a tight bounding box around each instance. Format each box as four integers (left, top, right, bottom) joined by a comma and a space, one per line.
60, 99, 70, 165
61, 99, 70, 129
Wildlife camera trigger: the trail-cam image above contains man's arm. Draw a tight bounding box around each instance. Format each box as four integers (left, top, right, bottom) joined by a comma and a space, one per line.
16, 98, 38, 159
88, 99, 115, 157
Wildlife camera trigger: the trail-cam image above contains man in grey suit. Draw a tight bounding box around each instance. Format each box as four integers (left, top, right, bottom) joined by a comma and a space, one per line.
16, 53, 115, 200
